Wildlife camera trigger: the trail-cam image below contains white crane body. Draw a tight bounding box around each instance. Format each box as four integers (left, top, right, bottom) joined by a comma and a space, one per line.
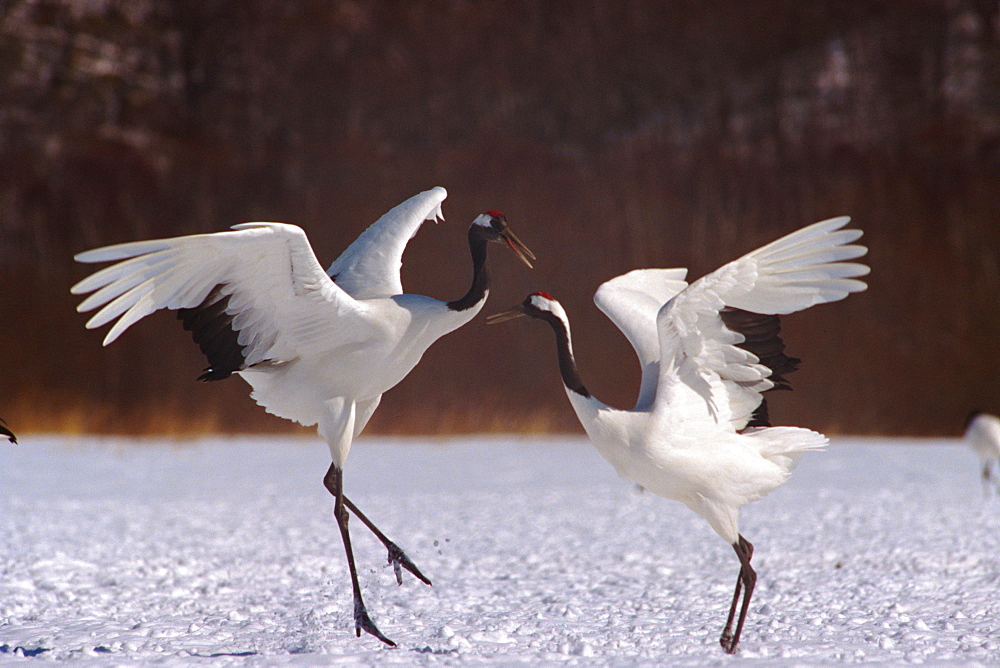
964, 412, 1000, 496
240, 293, 478, 464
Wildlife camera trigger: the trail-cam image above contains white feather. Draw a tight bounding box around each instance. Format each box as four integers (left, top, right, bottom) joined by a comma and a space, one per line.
327, 187, 447, 299
655, 216, 869, 419
593, 268, 688, 410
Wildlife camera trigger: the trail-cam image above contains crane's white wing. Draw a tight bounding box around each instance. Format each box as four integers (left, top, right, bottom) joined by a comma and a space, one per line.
72, 223, 375, 372
594, 268, 688, 410
327, 187, 447, 299
655, 217, 869, 427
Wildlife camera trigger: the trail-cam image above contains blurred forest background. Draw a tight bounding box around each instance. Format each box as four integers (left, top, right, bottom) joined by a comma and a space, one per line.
1, 0, 998, 437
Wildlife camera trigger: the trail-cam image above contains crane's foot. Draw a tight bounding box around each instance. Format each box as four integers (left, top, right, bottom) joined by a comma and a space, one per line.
720, 630, 738, 654
354, 598, 395, 647
387, 542, 432, 586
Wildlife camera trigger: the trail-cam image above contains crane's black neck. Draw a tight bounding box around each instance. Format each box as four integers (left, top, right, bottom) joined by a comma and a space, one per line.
447, 228, 491, 312
539, 311, 590, 398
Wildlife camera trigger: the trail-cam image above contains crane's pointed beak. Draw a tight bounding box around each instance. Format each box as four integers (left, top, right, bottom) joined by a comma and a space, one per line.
486, 304, 528, 325
500, 229, 535, 268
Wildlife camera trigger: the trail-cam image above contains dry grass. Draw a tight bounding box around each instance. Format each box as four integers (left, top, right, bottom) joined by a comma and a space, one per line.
1, 395, 579, 439
1, 1, 998, 438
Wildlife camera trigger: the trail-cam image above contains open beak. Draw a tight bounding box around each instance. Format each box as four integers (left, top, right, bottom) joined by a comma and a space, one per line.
486, 304, 528, 325
500, 229, 536, 268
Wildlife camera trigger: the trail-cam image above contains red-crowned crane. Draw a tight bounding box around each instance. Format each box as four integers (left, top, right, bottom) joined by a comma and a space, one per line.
488, 217, 868, 653
72, 187, 534, 645
964, 411, 1000, 497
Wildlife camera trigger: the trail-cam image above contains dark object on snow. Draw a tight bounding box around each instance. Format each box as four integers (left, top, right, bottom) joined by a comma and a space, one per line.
0, 418, 16, 444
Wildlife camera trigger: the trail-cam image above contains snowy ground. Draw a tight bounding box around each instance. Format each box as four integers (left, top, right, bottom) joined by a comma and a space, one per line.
1, 435, 999, 665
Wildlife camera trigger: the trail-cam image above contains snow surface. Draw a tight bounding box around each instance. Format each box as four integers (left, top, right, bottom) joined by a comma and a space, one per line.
1, 435, 999, 665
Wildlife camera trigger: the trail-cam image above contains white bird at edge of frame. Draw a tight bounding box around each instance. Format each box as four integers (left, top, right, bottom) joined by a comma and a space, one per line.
963, 411, 1000, 497
70, 186, 535, 646
488, 216, 869, 654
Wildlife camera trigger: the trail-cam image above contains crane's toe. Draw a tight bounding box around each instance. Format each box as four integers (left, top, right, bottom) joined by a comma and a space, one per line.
353, 598, 396, 646
387, 543, 432, 586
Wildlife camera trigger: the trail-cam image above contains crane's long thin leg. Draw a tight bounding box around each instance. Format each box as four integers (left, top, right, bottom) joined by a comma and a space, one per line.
721, 558, 744, 643
983, 462, 996, 498
342, 495, 432, 586
323, 463, 395, 647
340, 395, 429, 586
720, 535, 756, 654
